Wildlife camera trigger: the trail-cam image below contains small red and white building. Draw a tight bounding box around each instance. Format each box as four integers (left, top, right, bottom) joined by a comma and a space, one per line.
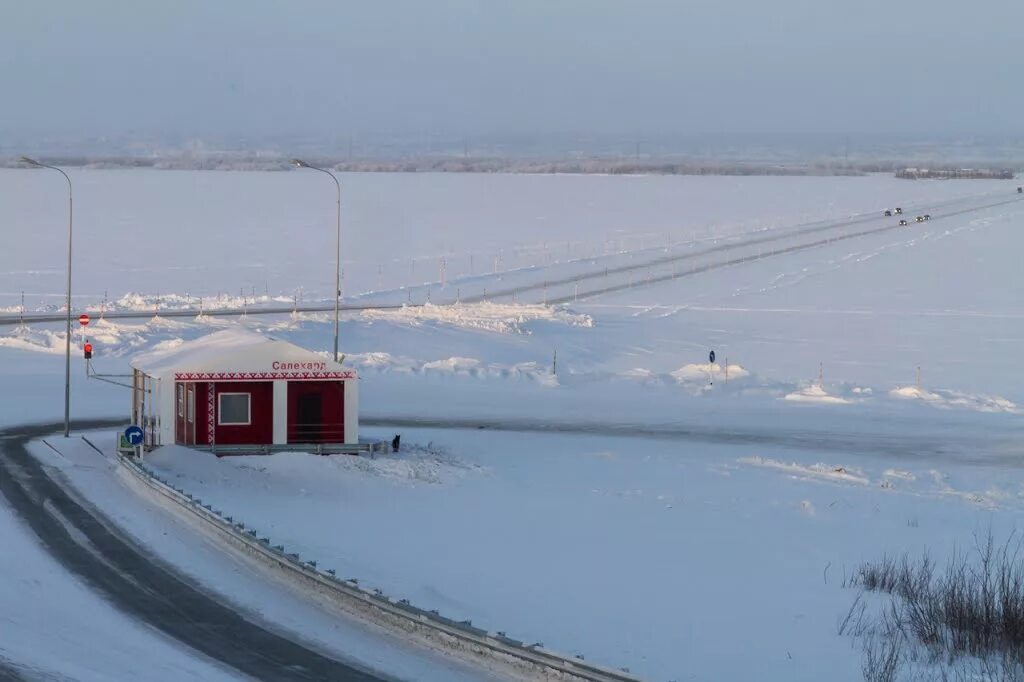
130, 329, 358, 450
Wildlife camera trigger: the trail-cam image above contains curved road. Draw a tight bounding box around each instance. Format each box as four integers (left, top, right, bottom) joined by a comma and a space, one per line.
0, 419, 391, 682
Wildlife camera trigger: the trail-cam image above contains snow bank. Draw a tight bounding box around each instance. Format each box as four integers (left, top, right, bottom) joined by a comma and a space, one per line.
112, 292, 292, 313
740, 456, 870, 485
670, 362, 750, 386
360, 302, 592, 335
890, 386, 1021, 414
346, 351, 558, 386
784, 384, 851, 405
0, 327, 67, 355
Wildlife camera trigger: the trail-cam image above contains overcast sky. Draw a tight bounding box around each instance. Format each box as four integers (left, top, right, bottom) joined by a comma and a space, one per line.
2, 0, 1021, 138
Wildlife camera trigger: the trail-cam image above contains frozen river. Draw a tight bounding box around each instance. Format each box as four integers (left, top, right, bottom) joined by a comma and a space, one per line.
1, 169, 1011, 310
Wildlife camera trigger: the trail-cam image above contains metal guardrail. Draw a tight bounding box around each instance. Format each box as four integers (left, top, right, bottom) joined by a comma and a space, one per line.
197, 442, 384, 456
114, 448, 643, 682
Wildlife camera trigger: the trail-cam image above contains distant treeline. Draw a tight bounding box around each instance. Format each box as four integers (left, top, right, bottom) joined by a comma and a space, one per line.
895, 167, 1016, 180
1, 155, 1020, 177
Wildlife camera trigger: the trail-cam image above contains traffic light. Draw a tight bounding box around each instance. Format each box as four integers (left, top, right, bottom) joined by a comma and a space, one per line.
83, 342, 93, 360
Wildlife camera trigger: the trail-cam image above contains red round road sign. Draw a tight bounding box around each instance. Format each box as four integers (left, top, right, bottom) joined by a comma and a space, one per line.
78, 314, 90, 326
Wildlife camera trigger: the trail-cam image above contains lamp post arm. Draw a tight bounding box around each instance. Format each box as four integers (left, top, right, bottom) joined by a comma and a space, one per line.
303, 165, 342, 364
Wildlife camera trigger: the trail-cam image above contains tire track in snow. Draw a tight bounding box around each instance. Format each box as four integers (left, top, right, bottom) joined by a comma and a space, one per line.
544, 194, 1024, 304
2, 192, 1016, 326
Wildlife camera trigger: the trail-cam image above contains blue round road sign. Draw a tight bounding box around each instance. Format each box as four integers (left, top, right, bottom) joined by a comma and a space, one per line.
709, 350, 716, 364
125, 425, 144, 446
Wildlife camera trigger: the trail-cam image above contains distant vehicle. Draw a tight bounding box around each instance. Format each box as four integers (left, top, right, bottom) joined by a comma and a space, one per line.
923, 214, 931, 221
895, 207, 904, 214
899, 219, 909, 226
1018, 186, 1022, 194
915, 216, 924, 223
884, 209, 893, 216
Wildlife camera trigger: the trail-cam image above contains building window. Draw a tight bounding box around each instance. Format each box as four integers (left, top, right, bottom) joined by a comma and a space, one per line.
177, 385, 184, 418
218, 392, 251, 426
187, 388, 195, 423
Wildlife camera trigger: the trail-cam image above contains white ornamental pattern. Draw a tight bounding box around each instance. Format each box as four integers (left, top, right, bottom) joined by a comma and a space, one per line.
174, 371, 355, 381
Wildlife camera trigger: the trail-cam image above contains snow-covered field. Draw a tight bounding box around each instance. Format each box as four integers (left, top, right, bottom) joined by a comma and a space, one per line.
2, 171, 1023, 680
1, 168, 1014, 310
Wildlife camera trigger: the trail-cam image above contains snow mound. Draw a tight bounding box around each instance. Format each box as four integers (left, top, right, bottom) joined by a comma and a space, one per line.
346, 352, 558, 385
621, 368, 658, 382
113, 292, 289, 313
422, 357, 482, 375
150, 444, 480, 492
318, 446, 482, 485
740, 456, 869, 485
671, 362, 750, 385
890, 386, 1020, 414
0, 327, 67, 355
784, 384, 851, 405
361, 302, 592, 334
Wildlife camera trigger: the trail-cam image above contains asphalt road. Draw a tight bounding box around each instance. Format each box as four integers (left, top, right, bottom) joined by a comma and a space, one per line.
362, 414, 1024, 466
0, 419, 391, 682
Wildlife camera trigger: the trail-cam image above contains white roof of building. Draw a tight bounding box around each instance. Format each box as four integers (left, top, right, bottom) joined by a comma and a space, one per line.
131, 329, 354, 381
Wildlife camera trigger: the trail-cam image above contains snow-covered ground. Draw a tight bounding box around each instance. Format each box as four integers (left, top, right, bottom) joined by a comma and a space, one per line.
0, 492, 243, 681
23, 435, 500, 682
0, 349, 238, 681
1, 168, 1014, 310
2, 171, 1023, 680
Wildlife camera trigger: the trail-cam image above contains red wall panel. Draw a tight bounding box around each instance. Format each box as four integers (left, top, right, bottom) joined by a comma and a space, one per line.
287, 380, 345, 443
213, 381, 273, 445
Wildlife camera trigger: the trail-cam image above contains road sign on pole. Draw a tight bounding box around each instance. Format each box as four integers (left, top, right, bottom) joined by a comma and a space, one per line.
709, 350, 716, 364
79, 313, 90, 326
125, 425, 144, 446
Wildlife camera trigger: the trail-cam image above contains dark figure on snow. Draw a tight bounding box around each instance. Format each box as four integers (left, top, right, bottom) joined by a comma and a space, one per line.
392, 434, 401, 452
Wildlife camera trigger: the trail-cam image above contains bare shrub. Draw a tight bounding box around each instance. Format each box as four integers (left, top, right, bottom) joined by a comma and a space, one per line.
842, 530, 1024, 680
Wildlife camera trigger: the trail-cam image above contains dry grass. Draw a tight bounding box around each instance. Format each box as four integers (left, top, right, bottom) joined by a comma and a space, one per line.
842, 531, 1024, 681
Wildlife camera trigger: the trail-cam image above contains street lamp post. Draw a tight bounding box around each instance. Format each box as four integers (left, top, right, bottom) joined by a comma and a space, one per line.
20, 157, 74, 437
290, 159, 342, 363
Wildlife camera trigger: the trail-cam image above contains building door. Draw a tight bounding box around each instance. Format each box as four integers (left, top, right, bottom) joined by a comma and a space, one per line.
295, 392, 322, 443
186, 385, 196, 445
287, 381, 344, 444
175, 382, 185, 444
